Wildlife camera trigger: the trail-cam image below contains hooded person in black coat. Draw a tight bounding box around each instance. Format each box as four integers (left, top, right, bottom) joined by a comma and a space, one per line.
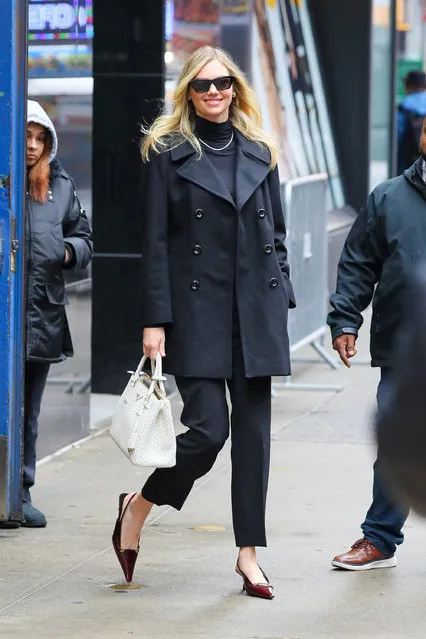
1, 101, 93, 529
327, 119, 426, 570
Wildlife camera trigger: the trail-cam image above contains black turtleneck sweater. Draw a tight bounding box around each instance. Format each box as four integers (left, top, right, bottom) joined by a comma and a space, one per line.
194, 115, 237, 202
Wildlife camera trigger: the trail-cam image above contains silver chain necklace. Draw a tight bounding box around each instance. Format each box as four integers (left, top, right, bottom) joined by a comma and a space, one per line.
199, 131, 234, 152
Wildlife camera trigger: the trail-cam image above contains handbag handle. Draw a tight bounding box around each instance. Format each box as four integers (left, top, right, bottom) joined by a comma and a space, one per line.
133, 352, 166, 395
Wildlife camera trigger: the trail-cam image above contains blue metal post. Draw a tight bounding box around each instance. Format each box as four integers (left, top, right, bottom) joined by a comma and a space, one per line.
0, 0, 27, 521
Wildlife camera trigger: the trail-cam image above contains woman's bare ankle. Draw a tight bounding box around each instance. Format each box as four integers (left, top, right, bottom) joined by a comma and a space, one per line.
120, 493, 153, 550
237, 547, 267, 584
128, 492, 153, 527
238, 546, 257, 564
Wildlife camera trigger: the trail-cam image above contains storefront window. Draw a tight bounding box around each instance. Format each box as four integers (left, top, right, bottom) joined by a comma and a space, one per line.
28, 0, 93, 78
28, 0, 93, 190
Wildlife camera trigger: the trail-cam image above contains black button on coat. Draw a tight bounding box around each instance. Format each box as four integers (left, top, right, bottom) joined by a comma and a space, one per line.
141, 130, 296, 378
26, 160, 93, 362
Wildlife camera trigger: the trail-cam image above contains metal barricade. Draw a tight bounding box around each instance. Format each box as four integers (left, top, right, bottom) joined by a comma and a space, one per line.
273, 174, 342, 393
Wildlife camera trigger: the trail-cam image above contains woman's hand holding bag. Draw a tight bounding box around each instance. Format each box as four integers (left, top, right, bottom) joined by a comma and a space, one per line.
143, 327, 166, 360
109, 351, 176, 468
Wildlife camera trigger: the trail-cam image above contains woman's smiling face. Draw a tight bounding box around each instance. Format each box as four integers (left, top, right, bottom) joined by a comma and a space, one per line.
189, 60, 234, 124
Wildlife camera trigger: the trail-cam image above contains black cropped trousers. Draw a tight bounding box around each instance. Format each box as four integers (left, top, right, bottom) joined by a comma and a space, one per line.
142, 321, 272, 547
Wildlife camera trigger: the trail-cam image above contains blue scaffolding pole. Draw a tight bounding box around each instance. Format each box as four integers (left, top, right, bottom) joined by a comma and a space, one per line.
0, 0, 27, 522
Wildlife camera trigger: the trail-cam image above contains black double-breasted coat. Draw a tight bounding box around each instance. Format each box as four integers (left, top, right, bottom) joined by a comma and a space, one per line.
141, 130, 295, 379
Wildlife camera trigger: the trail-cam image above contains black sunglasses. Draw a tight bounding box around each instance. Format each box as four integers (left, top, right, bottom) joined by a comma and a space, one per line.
189, 76, 234, 94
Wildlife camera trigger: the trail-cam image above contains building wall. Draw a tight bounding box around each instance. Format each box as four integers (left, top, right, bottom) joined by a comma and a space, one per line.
91, 2, 165, 393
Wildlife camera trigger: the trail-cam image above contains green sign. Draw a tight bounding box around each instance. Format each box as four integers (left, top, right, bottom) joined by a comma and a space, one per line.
396, 58, 424, 102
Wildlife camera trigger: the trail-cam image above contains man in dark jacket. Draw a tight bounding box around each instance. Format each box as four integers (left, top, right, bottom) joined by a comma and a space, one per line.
327, 118, 426, 570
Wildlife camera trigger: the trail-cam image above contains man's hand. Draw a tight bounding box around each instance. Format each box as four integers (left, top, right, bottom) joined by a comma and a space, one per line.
333, 333, 357, 368
143, 327, 166, 361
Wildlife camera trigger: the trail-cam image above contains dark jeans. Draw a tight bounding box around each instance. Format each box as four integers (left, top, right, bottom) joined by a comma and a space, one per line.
142, 322, 272, 547
23, 361, 50, 503
361, 367, 409, 556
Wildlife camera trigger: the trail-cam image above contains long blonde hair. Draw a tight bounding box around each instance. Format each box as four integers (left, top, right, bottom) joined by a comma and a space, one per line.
141, 46, 277, 167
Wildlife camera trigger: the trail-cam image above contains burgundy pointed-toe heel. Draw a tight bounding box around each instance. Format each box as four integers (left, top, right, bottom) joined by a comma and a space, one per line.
235, 563, 274, 600
112, 492, 140, 583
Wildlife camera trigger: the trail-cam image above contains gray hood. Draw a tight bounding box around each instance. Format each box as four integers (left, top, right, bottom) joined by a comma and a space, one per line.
27, 100, 58, 162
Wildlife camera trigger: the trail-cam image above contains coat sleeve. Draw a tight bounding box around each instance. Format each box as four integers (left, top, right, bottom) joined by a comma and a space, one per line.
268, 165, 296, 308
140, 152, 173, 328
62, 181, 93, 270
327, 192, 385, 341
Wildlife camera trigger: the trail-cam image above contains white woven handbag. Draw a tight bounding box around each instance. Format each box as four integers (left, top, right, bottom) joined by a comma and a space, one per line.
109, 353, 176, 468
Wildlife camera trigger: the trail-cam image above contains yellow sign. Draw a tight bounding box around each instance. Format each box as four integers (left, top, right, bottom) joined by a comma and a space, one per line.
397, 0, 410, 31
267, 0, 302, 6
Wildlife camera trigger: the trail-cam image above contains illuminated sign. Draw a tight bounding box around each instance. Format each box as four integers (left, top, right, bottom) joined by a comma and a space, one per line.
28, 0, 93, 42
165, 1, 174, 41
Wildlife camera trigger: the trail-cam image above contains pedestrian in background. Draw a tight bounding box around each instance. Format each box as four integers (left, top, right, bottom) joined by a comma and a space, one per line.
112, 45, 295, 599
327, 117, 426, 570
0, 101, 92, 529
397, 70, 426, 174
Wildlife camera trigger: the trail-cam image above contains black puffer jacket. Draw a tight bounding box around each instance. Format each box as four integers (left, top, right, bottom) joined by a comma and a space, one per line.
328, 157, 426, 367
26, 159, 92, 362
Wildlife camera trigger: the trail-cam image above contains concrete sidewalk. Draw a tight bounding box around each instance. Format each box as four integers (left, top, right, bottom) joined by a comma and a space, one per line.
1, 331, 425, 639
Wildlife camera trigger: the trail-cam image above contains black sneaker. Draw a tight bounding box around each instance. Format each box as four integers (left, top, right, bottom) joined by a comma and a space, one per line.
22, 502, 47, 528
0, 519, 20, 529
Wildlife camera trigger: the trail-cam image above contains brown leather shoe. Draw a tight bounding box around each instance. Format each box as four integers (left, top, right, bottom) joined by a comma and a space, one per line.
332, 538, 397, 571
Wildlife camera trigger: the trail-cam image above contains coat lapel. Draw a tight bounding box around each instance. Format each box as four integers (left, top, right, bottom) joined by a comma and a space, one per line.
171, 132, 272, 210
234, 130, 271, 211
171, 141, 235, 207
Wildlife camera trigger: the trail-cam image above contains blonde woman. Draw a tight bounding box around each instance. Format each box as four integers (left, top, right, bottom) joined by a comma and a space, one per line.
112, 46, 295, 599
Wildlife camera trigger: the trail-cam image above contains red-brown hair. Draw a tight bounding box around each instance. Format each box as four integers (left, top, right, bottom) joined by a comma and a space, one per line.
28, 129, 53, 203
